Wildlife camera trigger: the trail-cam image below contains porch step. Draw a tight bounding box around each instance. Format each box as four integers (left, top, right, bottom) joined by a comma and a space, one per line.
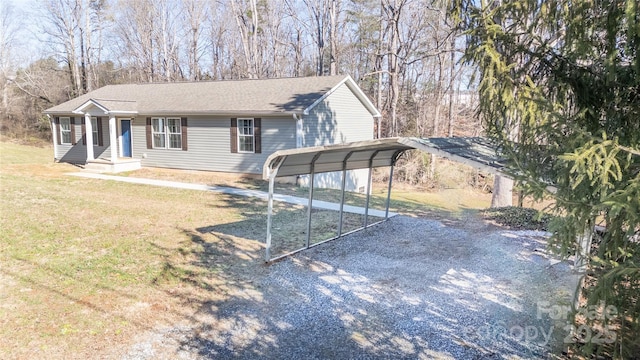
84, 159, 141, 173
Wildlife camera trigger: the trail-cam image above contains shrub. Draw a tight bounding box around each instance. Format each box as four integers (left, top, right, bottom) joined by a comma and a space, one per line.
482, 206, 554, 231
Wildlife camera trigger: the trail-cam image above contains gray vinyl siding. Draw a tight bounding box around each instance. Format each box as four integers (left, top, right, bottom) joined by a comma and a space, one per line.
301, 82, 374, 147
55, 116, 111, 163
131, 116, 296, 174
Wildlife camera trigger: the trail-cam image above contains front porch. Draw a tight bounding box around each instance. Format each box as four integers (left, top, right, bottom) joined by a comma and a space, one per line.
49, 98, 140, 173
84, 158, 141, 173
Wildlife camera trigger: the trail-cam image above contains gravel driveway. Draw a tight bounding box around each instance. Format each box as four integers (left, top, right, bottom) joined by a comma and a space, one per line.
126, 216, 581, 359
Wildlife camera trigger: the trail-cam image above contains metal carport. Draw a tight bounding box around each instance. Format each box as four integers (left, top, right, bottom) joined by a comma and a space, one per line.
262, 137, 509, 262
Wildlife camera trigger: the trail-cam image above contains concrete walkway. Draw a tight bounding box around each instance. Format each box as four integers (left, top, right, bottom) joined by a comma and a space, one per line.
68, 172, 397, 218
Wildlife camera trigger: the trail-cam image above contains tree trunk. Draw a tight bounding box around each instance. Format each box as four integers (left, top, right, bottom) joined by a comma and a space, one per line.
376, 1, 384, 137
315, 11, 324, 75
429, 52, 444, 179
329, 0, 337, 75
387, 0, 400, 136
447, 36, 455, 137
231, 0, 258, 79
491, 175, 513, 207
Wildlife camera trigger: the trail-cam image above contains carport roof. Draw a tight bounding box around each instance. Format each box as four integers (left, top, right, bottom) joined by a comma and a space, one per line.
263, 137, 510, 179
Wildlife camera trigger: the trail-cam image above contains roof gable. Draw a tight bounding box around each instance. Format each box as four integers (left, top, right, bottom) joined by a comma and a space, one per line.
302, 75, 381, 117
45, 75, 379, 117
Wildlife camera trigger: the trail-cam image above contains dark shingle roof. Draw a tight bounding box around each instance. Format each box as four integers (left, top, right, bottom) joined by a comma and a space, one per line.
45, 75, 351, 115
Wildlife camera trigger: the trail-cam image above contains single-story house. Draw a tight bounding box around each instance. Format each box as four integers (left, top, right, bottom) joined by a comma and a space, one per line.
44, 75, 381, 191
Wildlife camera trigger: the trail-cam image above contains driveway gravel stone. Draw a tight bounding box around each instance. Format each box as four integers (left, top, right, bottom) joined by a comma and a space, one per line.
125, 215, 581, 360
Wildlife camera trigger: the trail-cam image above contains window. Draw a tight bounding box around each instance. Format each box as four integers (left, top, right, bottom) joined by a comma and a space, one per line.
151, 117, 183, 149
91, 117, 99, 146
152, 118, 166, 148
167, 118, 182, 149
60, 117, 72, 144
237, 118, 254, 153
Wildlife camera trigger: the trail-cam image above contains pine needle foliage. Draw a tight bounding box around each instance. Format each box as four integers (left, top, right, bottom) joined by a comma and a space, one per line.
451, 0, 640, 358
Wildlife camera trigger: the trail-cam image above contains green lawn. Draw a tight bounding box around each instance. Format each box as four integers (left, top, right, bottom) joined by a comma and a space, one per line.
0, 141, 272, 358
0, 140, 491, 358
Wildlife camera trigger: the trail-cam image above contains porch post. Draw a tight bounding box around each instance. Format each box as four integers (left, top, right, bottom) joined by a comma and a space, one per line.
109, 115, 117, 162
47, 114, 58, 161
84, 113, 94, 161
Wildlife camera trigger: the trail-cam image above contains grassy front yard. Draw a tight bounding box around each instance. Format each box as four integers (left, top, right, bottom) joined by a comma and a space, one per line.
0, 140, 491, 358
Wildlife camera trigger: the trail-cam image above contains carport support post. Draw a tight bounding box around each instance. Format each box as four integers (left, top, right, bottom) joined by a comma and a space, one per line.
306, 174, 315, 248
338, 167, 347, 237
306, 154, 320, 248
364, 167, 372, 227
338, 152, 354, 238
364, 151, 379, 228
385, 164, 395, 219
265, 174, 276, 261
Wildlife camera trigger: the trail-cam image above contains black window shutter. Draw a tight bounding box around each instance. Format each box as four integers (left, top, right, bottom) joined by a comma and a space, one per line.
254, 118, 261, 154
97, 117, 104, 146
55, 117, 61, 145
230, 118, 238, 153
70, 117, 77, 145
181, 117, 188, 151
81, 118, 86, 145
146, 117, 152, 149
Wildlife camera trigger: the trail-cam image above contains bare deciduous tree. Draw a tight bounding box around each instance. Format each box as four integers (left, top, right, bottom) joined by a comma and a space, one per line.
9, 0, 481, 190
0, 1, 21, 117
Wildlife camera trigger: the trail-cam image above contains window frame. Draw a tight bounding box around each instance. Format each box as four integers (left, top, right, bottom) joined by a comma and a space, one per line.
166, 117, 182, 150
91, 117, 99, 146
237, 118, 255, 153
151, 117, 166, 149
60, 117, 72, 145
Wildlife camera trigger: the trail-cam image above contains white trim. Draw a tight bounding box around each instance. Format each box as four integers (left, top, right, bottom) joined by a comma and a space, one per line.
237, 117, 255, 153
109, 116, 117, 162
149, 117, 183, 150
166, 117, 183, 150
151, 117, 166, 149
107, 111, 138, 115
90, 117, 99, 146
59, 117, 72, 145
71, 99, 139, 116
48, 114, 58, 160
84, 113, 94, 161
302, 75, 382, 117
118, 118, 133, 158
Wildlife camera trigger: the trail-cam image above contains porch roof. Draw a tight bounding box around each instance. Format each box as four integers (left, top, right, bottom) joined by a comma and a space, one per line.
72, 99, 138, 115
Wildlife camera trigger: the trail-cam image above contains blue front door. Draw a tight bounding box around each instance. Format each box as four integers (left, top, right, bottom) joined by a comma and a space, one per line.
121, 120, 132, 157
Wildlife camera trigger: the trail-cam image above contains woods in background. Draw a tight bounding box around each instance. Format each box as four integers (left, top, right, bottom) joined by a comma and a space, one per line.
0, 0, 479, 177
